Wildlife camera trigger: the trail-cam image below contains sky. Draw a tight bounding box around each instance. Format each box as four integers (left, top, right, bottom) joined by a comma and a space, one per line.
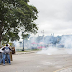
29, 0, 72, 37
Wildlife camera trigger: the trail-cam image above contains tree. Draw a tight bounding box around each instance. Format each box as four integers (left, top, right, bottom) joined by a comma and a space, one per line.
0, 0, 38, 45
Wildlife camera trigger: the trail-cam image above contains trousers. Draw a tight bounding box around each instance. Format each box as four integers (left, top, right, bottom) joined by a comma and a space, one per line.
3, 53, 11, 64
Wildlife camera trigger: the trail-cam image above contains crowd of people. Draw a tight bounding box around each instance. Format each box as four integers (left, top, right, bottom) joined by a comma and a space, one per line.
0, 44, 12, 66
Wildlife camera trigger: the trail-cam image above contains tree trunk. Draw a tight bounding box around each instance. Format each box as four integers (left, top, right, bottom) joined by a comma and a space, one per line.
0, 32, 2, 48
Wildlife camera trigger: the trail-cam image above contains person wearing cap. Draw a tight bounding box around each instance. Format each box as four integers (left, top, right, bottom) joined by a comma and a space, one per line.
2, 44, 11, 66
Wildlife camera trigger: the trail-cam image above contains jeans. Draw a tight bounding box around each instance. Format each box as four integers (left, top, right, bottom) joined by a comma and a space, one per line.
3, 53, 11, 64
0, 53, 9, 64
0, 53, 2, 64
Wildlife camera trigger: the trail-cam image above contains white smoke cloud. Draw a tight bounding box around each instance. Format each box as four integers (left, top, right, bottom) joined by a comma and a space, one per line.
60, 35, 72, 48
37, 47, 58, 55
37, 35, 72, 55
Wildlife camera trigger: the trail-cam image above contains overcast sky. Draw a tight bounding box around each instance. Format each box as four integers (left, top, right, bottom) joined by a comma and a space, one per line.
29, 0, 72, 37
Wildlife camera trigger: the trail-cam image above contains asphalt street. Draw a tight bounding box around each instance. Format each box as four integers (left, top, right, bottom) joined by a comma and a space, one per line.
0, 51, 72, 72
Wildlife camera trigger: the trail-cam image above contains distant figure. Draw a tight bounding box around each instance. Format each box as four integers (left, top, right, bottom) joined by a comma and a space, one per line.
2, 44, 11, 66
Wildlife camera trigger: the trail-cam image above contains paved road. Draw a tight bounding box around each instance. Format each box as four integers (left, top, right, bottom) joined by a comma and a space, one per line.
0, 52, 72, 72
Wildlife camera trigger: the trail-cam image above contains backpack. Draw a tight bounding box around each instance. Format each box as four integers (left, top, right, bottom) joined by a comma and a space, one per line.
4, 47, 10, 54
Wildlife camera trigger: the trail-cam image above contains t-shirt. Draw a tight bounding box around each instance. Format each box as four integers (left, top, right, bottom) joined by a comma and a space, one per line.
2, 46, 11, 54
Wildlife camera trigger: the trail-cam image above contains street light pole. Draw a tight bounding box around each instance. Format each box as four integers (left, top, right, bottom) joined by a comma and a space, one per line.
22, 32, 24, 51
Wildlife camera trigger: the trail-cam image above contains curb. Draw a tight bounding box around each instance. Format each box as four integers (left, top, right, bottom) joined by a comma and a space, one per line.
15, 51, 37, 55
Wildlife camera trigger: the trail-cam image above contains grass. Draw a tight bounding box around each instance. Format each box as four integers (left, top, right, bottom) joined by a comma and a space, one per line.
17, 49, 40, 52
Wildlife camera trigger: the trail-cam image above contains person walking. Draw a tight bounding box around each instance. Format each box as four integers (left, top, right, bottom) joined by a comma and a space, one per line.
2, 44, 11, 66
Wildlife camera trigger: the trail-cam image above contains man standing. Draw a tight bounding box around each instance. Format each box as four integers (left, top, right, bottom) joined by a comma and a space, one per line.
2, 44, 11, 66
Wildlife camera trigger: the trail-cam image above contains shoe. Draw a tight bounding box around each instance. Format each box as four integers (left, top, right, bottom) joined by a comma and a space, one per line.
0, 63, 1, 65
9, 63, 11, 65
3, 64, 5, 66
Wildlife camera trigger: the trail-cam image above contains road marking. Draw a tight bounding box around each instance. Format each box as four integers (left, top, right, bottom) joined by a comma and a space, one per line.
53, 68, 66, 72
53, 66, 72, 72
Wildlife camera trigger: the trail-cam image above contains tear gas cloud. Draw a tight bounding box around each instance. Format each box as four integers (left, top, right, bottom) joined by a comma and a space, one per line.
37, 35, 72, 55
13, 35, 72, 54
60, 35, 72, 48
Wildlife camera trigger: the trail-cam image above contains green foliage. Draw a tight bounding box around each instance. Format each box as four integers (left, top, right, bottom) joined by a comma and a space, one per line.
22, 32, 30, 39
0, 0, 38, 43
